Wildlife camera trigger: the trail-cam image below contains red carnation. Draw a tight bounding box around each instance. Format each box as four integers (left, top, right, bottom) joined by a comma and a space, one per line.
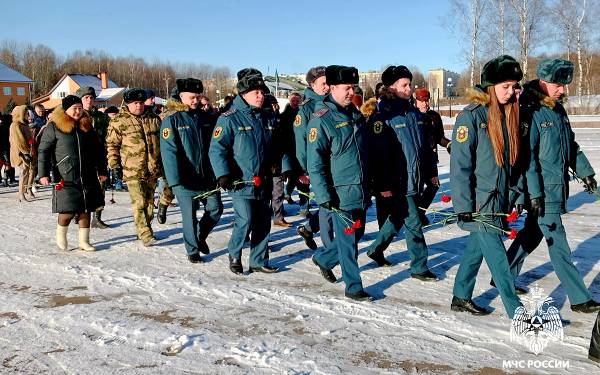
508, 228, 518, 240
344, 227, 354, 235
55, 179, 65, 191
507, 210, 518, 223
252, 176, 262, 187
298, 175, 310, 185
352, 219, 362, 229
441, 194, 452, 203
27, 138, 34, 145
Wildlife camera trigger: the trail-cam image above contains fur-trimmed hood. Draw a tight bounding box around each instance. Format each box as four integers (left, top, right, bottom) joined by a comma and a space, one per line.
51, 106, 92, 134
522, 79, 563, 109
11, 105, 29, 125
465, 86, 491, 107
360, 97, 377, 118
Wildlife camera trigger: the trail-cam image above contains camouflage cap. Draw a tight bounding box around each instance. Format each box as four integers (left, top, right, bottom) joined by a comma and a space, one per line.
76, 86, 96, 99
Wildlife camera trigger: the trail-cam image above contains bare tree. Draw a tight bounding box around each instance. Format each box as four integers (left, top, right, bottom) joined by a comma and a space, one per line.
508, 0, 544, 79
446, 0, 485, 87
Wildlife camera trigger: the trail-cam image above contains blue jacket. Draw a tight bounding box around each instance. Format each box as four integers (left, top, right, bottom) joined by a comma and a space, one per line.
209, 95, 292, 199
521, 80, 594, 214
294, 88, 325, 173
450, 87, 524, 233
306, 94, 369, 211
160, 101, 217, 196
369, 92, 437, 196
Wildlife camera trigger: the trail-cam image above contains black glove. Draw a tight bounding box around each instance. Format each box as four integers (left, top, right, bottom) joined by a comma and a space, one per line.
583, 175, 597, 194
516, 204, 524, 215
112, 169, 123, 181
457, 212, 473, 222
218, 175, 233, 190
320, 201, 336, 210
282, 170, 292, 182
19, 152, 33, 164
529, 197, 544, 217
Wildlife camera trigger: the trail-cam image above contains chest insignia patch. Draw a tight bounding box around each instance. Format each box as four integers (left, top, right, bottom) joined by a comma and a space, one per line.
213, 126, 223, 139
294, 114, 302, 127
308, 127, 318, 143
456, 125, 469, 143
162, 128, 170, 140
373, 121, 384, 134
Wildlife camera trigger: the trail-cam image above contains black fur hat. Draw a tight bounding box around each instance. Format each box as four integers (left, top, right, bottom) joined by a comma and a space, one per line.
381, 65, 412, 87
306, 66, 326, 85
123, 88, 147, 103
236, 68, 269, 94
480, 55, 523, 88
325, 65, 359, 85
176, 78, 204, 94
537, 59, 573, 84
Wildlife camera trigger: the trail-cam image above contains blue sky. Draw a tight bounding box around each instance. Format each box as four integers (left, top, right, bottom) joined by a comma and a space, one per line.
3, 0, 465, 76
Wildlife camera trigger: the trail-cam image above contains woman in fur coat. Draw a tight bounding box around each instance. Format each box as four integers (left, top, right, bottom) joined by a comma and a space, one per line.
9, 105, 34, 201
38, 95, 108, 251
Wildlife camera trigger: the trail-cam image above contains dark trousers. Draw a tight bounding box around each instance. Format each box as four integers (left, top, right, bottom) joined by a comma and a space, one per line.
271, 176, 285, 220
505, 212, 591, 305
176, 192, 223, 256
229, 197, 272, 268
314, 208, 366, 294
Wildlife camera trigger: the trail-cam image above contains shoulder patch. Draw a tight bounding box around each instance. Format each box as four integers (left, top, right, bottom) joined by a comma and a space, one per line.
213, 126, 223, 139
464, 103, 481, 111
313, 108, 329, 118
373, 121, 384, 134
294, 114, 302, 127
308, 127, 318, 143
162, 128, 170, 140
456, 125, 469, 143
221, 108, 238, 117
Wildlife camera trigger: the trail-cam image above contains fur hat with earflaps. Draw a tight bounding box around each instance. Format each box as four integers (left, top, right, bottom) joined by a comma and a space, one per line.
480, 55, 523, 88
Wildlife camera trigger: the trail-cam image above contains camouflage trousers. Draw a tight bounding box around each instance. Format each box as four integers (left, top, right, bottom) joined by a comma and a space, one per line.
127, 178, 158, 242
158, 178, 174, 206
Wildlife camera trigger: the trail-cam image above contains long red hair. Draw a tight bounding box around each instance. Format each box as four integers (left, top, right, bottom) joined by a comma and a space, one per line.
486, 86, 520, 166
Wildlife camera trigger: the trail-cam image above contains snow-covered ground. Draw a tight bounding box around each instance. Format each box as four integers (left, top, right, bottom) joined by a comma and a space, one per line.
2, 130, 600, 374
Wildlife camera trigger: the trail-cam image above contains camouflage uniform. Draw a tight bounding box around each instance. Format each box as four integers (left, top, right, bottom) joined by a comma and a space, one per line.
106, 106, 162, 243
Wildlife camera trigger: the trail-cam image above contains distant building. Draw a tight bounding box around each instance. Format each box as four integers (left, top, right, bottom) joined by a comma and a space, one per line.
0, 62, 33, 110
428, 68, 461, 101
32, 72, 125, 109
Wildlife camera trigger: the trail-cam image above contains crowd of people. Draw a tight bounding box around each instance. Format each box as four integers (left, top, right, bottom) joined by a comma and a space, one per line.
4, 54, 600, 361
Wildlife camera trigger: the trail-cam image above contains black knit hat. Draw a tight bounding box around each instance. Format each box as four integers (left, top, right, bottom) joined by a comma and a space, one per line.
62, 95, 82, 110
75, 86, 97, 99
123, 88, 147, 103
381, 65, 412, 87
537, 59, 573, 84
176, 78, 204, 94
306, 66, 326, 85
325, 65, 359, 85
236, 68, 269, 94
480, 55, 523, 88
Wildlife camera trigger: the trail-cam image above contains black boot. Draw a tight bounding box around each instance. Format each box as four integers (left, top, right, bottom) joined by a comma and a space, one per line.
451, 296, 491, 315
368, 250, 392, 267
589, 312, 600, 362
572, 300, 600, 313
297, 225, 317, 250
312, 256, 336, 283
92, 210, 109, 229
490, 279, 528, 295
345, 290, 374, 302
411, 269, 438, 281
157, 203, 168, 224
187, 252, 203, 263
229, 255, 243, 275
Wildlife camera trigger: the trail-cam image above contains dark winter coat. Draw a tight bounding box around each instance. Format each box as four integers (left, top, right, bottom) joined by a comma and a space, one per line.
450, 87, 524, 233
294, 88, 325, 173
368, 90, 437, 197
306, 94, 370, 211
38, 107, 108, 213
521, 80, 594, 214
160, 100, 217, 196
209, 95, 293, 200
